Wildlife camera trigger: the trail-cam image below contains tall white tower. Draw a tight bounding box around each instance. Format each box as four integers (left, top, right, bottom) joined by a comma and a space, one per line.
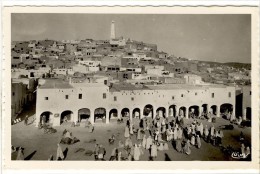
110, 20, 116, 40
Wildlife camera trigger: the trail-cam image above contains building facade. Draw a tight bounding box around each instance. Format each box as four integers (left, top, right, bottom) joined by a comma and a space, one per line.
35, 81, 236, 127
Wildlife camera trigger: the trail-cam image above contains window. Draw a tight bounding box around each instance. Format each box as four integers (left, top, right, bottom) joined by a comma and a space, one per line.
12, 92, 15, 96
103, 93, 106, 99
114, 96, 117, 101
172, 96, 174, 100
250, 91, 251, 95
228, 92, 231, 98
181, 94, 184, 97
79, 94, 82, 99
45, 97, 48, 100
131, 97, 134, 101
195, 92, 197, 96
65, 95, 69, 99
212, 93, 214, 98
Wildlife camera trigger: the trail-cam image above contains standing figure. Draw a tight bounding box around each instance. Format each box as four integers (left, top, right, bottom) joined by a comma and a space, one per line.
56, 144, 64, 160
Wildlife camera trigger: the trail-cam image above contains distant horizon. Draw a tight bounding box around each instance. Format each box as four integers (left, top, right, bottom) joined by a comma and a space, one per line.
12, 14, 251, 63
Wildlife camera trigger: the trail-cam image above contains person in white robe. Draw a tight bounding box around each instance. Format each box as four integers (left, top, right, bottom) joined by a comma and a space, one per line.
146, 136, 153, 149
166, 129, 171, 141
133, 144, 141, 161
241, 143, 246, 158
56, 144, 64, 160
176, 139, 182, 152
191, 135, 195, 146
151, 143, 158, 158
130, 123, 134, 135
173, 127, 178, 140
137, 129, 142, 140
183, 140, 191, 155
199, 122, 204, 136
177, 128, 183, 139
204, 125, 209, 138
158, 133, 162, 142
16, 147, 24, 160
245, 146, 250, 158
142, 135, 147, 148
196, 135, 201, 149
124, 126, 130, 138
210, 126, 215, 137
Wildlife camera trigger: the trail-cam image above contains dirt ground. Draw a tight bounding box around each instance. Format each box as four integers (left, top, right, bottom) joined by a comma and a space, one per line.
11, 106, 251, 161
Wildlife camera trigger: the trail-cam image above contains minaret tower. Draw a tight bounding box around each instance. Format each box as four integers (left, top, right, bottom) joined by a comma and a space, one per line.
110, 20, 116, 40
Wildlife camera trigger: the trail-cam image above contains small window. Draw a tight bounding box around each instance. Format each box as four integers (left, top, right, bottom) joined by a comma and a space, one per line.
228, 92, 231, 98
114, 96, 117, 101
79, 94, 82, 99
45, 97, 48, 100
131, 97, 134, 101
65, 95, 69, 99
250, 91, 251, 95
195, 92, 197, 96
212, 93, 214, 98
103, 93, 106, 99
181, 94, 184, 97
172, 96, 174, 100
12, 92, 15, 96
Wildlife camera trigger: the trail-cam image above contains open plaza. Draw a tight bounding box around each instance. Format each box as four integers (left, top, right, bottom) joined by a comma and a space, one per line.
11, 105, 251, 161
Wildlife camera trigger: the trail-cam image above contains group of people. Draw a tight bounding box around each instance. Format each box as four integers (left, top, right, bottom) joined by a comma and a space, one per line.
94, 144, 107, 160
60, 129, 80, 145
11, 145, 25, 160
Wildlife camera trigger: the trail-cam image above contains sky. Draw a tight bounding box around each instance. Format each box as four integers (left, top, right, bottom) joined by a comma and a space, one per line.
12, 14, 251, 63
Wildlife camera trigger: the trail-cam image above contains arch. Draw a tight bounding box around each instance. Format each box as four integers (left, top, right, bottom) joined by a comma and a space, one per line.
246, 107, 251, 120
169, 105, 177, 117
40, 111, 53, 124
179, 107, 186, 117
132, 108, 141, 119
201, 104, 208, 113
94, 108, 106, 122
189, 105, 200, 118
78, 108, 90, 122
156, 107, 166, 118
220, 103, 233, 119
121, 108, 130, 118
210, 105, 218, 116
60, 110, 73, 124
109, 108, 118, 120
143, 104, 153, 118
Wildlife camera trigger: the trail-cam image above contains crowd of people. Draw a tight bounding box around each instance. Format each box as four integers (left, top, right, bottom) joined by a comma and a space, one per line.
12, 112, 251, 161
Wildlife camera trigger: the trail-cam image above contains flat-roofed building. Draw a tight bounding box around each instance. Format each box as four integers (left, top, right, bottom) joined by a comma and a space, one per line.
35, 80, 236, 127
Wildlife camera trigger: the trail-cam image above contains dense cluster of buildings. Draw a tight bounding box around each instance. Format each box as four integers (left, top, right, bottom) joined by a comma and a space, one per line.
11, 21, 252, 126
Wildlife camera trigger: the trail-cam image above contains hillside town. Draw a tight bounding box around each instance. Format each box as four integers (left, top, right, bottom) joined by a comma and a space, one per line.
11, 21, 252, 161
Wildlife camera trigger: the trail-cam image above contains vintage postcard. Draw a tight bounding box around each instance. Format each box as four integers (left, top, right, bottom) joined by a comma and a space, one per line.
2, 6, 259, 170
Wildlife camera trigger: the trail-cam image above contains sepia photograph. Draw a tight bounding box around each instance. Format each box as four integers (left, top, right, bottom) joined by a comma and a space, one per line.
2, 6, 259, 170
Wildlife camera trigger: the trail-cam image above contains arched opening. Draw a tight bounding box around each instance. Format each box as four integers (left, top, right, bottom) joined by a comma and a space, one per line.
189, 105, 200, 118
109, 109, 118, 120
78, 108, 90, 122
40, 111, 53, 124
210, 105, 217, 116
179, 107, 186, 117
121, 108, 130, 118
220, 103, 233, 119
246, 107, 251, 120
156, 107, 166, 118
60, 110, 73, 124
143, 104, 153, 118
169, 105, 176, 117
132, 108, 141, 119
201, 104, 208, 115
94, 108, 106, 122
